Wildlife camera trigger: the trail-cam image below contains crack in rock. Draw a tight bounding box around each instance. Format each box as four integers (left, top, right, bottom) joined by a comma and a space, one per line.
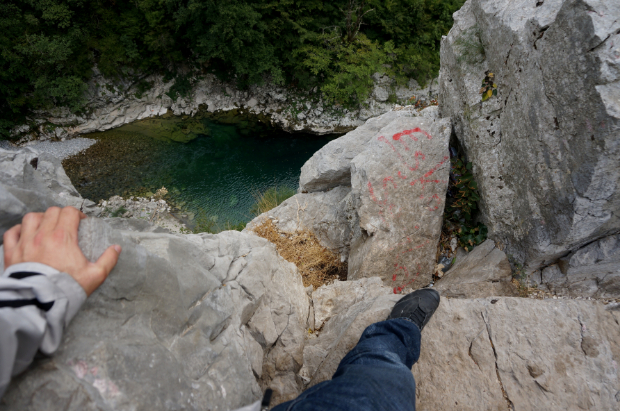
481, 310, 515, 410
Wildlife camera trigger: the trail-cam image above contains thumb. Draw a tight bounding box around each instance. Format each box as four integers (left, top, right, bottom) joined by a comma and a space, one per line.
95, 244, 122, 276
84, 245, 122, 295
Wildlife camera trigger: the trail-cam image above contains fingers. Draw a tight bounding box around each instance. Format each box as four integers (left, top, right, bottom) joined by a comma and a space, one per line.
56, 206, 84, 235
3, 224, 21, 251
20, 212, 43, 240
3, 225, 22, 268
38, 207, 62, 234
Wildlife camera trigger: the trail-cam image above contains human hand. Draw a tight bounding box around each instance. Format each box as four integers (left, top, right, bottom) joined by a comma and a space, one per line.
3, 206, 121, 296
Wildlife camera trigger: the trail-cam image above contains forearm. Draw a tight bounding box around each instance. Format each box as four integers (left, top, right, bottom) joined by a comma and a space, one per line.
0, 262, 86, 397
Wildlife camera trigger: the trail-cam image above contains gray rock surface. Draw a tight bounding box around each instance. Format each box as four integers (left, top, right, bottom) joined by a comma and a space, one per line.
413, 297, 620, 410
538, 234, 620, 298
347, 116, 451, 289
1, 218, 309, 410
439, 0, 620, 272
244, 186, 353, 258
435, 239, 518, 298
0, 138, 96, 160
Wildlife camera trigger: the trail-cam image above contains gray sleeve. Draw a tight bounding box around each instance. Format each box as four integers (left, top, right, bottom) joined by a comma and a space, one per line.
0, 262, 86, 398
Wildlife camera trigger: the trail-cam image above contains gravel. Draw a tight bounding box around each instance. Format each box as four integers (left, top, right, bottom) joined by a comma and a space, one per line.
0, 137, 96, 160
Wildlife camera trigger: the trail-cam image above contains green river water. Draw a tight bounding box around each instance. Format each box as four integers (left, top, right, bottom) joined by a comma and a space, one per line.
63, 112, 337, 231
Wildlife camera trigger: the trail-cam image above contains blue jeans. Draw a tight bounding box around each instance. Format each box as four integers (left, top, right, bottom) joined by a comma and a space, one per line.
272, 318, 421, 411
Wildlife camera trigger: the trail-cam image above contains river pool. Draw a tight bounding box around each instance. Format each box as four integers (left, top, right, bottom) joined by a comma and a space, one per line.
63, 113, 336, 231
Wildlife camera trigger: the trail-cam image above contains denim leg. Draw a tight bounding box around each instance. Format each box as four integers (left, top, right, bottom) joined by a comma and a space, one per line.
272, 318, 421, 411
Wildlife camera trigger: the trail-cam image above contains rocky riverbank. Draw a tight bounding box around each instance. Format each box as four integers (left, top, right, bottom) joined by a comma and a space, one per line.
11, 71, 439, 144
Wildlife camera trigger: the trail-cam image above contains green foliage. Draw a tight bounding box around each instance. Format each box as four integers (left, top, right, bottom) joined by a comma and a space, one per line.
458, 223, 488, 250
134, 79, 154, 100
447, 158, 479, 221
445, 157, 487, 250
165, 73, 195, 101
109, 206, 128, 218
0, 0, 466, 138
298, 33, 395, 106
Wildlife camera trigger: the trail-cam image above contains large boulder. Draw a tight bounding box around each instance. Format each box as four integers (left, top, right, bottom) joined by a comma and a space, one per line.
413, 297, 620, 410
0, 218, 310, 411
299, 109, 417, 192
347, 116, 451, 290
438, 0, 620, 272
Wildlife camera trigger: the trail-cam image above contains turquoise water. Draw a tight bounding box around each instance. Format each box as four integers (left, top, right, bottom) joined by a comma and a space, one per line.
64, 115, 335, 230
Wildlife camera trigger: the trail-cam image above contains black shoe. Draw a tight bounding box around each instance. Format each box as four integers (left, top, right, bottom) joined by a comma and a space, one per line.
387, 288, 440, 331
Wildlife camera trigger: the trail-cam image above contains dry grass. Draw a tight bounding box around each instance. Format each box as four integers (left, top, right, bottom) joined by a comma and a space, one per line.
252, 219, 347, 289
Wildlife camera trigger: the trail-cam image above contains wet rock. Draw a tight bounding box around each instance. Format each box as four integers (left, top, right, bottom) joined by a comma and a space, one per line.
439, 0, 620, 272
348, 116, 451, 290
413, 298, 620, 410
435, 239, 518, 298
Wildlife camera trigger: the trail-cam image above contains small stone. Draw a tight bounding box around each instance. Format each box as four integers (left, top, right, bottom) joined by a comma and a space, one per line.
450, 237, 457, 252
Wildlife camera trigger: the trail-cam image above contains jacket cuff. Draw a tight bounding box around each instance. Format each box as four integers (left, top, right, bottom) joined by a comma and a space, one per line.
2, 262, 60, 277
2, 262, 87, 324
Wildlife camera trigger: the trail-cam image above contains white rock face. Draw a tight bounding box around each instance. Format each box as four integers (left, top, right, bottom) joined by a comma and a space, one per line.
253, 111, 451, 289
15, 71, 437, 142
348, 116, 451, 289
2, 219, 310, 410
438, 0, 620, 271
